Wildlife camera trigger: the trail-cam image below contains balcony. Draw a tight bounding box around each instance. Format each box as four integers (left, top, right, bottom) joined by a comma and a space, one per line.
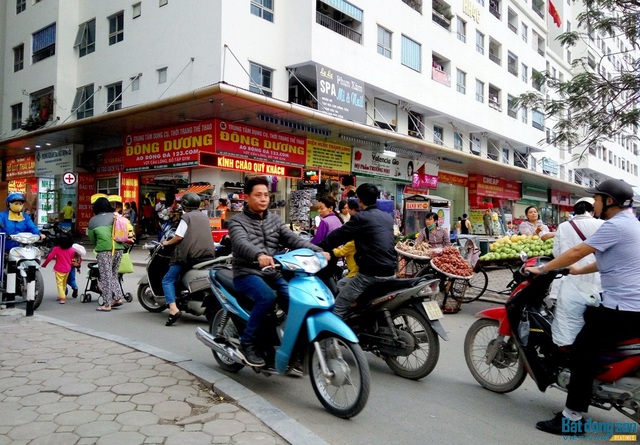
489, 52, 501, 65
488, 98, 502, 111
316, 11, 362, 44
432, 66, 451, 86
403, 0, 422, 13
432, 11, 451, 29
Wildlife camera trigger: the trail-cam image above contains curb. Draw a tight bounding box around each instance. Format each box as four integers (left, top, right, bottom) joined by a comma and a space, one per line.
36, 314, 330, 445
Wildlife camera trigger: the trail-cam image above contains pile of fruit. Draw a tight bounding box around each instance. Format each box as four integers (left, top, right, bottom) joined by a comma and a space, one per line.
431, 247, 474, 278
479, 234, 554, 262
395, 240, 433, 257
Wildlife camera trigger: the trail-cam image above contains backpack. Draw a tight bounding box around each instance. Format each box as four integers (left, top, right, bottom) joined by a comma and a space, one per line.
112, 213, 130, 243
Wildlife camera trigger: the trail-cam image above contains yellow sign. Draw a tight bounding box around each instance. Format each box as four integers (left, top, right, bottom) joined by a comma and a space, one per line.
306, 139, 352, 173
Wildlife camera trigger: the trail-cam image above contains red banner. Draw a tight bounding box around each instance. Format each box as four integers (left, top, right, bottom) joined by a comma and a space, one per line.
76, 174, 96, 234
215, 120, 306, 167
6, 155, 36, 180
97, 148, 125, 176
468, 174, 521, 200
120, 173, 140, 205
199, 153, 302, 178
123, 120, 216, 171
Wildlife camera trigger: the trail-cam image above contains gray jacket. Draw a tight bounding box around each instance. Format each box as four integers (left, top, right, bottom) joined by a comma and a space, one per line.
228, 206, 323, 278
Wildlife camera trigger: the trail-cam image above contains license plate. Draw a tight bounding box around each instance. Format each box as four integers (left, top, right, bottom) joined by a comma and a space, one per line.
423, 300, 443, 320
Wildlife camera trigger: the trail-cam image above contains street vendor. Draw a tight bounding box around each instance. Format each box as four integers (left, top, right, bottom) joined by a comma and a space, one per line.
416, 212, 451, 248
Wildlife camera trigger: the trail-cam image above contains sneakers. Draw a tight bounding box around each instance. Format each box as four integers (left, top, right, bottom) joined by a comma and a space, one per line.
536, 412, 584, 436
57, 298, 66, 304
239, 343, 265, 367
72, 288, 78, 299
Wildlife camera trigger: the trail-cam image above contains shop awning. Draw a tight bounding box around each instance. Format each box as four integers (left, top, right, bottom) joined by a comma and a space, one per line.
403, 193, 450, 205
175, 184, 214, 200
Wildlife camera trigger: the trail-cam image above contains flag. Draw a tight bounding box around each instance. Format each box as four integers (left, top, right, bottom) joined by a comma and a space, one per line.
549, 0, 562, 27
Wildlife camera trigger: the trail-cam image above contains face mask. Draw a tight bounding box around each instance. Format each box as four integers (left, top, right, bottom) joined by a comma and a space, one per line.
427, 223, 437, 231
9, 202, 24, 213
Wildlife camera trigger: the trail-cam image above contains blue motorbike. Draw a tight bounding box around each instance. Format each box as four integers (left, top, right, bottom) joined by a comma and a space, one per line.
196, 248, 370, 418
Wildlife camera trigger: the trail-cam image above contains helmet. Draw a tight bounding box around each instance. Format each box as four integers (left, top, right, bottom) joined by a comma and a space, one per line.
180, 192, 201, 211
574, 197, 595, 206
7, 192, 25, 206
585, 179, 634, 207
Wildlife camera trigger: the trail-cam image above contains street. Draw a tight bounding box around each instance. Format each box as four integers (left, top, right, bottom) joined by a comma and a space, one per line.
34, 264, 627, 445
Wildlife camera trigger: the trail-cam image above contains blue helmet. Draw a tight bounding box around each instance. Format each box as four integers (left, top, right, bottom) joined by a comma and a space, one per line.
7, 192, 26, 206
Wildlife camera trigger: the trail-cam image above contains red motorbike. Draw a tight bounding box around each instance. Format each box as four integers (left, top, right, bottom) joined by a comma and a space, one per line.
464, 256, 640, 423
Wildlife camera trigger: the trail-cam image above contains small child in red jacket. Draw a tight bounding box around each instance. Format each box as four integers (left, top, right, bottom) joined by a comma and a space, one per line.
42, 235, 76, 304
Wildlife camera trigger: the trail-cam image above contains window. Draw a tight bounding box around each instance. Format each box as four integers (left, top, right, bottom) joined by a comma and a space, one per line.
157, 67, 167, 84
72, 84, 94, 119
133, 2, 141, 18
251, 0, 273, 22
456, 69, 466, 94
32, 23, 56, 63
159, 0, 168, 6
507, 8, 517, 33
521, 63, 528, 83
97, 177, 119, 195
532, 109, 544, 130
507, 51, 518, 76
108, 11, 124, 45
374, 98, 397, 130
401, 35, 421, 72
475, 79, 484, 102
454, 132, 463, 151
456, 17, 466, 43
131, 76, 140, 91
16, 0, 26, 14
107, 82, 123, 112
470, 135, 481, 155
521, 105, 528, 123
13, 45, 24, 72
377, 26, 392, 58
24, 86, 54, 130
507, 94, 517, 118
488, 85, 501, 110
249, 62, 273, 96
74, 19, 96, 57
433, 126, 444, 145
408, 111, 424, 138
475, 30, 484, 54
11, 104, 23, 130
502, 147, 510, 163
521, 23, 528, 43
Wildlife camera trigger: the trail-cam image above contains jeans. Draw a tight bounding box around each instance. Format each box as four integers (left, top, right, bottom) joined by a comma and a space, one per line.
233, 274, 289, 345
333, 273, 395, 318
161, 263, 184, 305
66, 267, 77, 290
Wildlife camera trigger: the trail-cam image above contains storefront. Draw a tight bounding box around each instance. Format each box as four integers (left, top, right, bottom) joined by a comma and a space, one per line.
467, 174, 522, 235
550, 188, 572, 225
515, 183, 551, 226
431, 171, 468, 227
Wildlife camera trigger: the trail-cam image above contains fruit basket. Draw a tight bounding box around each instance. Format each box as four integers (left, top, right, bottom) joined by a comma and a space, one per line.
430, 259, 474, 280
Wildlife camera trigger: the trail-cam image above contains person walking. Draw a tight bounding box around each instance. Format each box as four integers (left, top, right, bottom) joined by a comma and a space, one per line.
62, 201, 74, 224
41, 234, 75, 304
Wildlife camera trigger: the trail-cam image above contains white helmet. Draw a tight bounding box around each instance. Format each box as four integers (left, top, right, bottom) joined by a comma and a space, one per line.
574, 197, 595, 206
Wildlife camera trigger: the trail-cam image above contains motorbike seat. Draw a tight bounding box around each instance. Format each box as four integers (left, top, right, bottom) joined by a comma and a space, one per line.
190, 257, 217, 269
211, 267, 237, 293
359, 277, 429, 300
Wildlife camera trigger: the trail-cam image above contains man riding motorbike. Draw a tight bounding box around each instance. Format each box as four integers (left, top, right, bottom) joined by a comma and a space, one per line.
161, 192, 216, 326
228, 176, 328, 367
0, 193, 44, 250
319, 183, 397, 318
526, 179, 640, 436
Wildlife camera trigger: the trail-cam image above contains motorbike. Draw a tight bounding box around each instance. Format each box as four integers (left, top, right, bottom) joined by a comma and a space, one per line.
197, 248, 371, 418
340, 274, 447, 380
464, 255, 640, 422
39, 221, 71, 257
2, 233, 45, 310
136, 235, 228, 321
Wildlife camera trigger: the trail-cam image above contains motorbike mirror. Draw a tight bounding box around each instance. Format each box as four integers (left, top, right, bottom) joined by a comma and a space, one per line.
519, 251, 528, 262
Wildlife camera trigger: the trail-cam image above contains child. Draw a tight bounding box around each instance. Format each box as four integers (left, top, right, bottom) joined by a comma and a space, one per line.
42, 235, 76, 304
66, 243, 86, 298
333, 241, 358, 290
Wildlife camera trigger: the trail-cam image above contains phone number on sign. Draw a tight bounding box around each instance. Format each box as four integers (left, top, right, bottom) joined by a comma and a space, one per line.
134, 149, 199, 162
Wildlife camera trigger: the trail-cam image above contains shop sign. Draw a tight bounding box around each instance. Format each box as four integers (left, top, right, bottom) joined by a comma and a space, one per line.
468, 174, 521, 200
8, 180, 27, 194
542, 157, 559, 175
405, 201, 430, 210
36, 178, 55, 225
352, 148, 438, 183
6, 155, 36, 180
522, 183, 548, 201
306, 139, 352, 173
76, 174, 96, 234
199, 153, 303, 178
123, 120, 216, 171
550, 189, 570, 206
412, 174, 438, 189
97, 148, 124, 175
303, 170, 320, 184
35, 146, 74, 177
438, 171, 468, 187
215, 120, 306, 167
316, 64, 366, 123
120, 173, 139, 204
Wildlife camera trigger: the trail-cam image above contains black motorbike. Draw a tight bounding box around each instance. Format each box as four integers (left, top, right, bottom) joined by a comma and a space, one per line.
39, 221, 71, 257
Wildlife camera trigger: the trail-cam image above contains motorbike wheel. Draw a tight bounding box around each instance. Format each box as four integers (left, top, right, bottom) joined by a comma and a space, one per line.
137, 284, 166, 313
309, 335, 370, 419
383, 307, 439, 380
32, 270, 45, 310
209, 310, 244, 373
464, 318, 526, 393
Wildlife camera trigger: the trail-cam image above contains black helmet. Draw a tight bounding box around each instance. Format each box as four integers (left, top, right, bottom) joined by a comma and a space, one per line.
585, 179, 634, 207
180, 192, 201, 211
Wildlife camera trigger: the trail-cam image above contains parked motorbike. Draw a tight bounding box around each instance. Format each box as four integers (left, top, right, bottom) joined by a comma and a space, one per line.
197, 248, 370, 418
137, 235, 228, 320
39, 221, 71, 257
341, 275, 446, 380
464, 255, 640, 422
2, 233, 45, 310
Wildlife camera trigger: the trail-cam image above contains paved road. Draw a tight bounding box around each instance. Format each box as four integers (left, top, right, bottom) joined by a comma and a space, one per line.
34, 261, 629, 445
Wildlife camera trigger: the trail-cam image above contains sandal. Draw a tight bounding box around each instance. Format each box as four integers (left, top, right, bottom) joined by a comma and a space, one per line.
111, 300, 124, 308
96, 306, 111, 312
165, 311, 182, 326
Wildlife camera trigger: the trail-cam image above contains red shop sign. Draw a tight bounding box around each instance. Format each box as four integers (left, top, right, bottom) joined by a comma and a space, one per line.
76, 174, 97, 234
97, 148, 124, 176
6, 155, 36, 180
199, 153, 302, 178
468, 174, 521, 200
215, 120, 306, 167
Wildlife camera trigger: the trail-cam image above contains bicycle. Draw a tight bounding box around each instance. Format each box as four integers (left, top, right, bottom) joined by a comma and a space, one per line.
463, 260, 523, 302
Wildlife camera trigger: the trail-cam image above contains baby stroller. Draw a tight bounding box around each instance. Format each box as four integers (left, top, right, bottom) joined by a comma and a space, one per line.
81, 246, 134, 305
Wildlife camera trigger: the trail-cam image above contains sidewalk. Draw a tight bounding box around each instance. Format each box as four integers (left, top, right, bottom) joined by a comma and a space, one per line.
0, 309, 329, 445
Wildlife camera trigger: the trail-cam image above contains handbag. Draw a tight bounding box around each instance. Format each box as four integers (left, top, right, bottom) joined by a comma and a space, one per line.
118, 252, 134, 274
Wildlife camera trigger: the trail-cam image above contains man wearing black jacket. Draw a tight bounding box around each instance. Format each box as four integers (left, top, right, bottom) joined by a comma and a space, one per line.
320, 183, 397, 318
